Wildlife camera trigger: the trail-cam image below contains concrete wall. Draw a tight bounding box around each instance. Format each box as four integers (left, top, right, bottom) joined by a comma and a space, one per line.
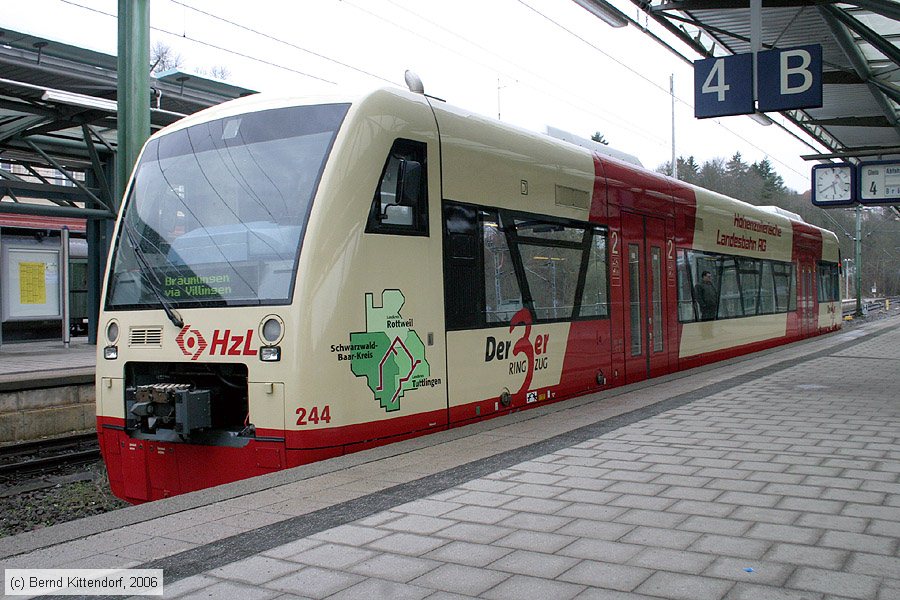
0, 381, 94, 443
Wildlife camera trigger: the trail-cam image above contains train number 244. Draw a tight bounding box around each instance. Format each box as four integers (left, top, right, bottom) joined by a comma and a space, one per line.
296, 405, 332, 426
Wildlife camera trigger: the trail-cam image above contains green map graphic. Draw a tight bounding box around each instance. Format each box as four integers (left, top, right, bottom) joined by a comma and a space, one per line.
350, 290, 430, 412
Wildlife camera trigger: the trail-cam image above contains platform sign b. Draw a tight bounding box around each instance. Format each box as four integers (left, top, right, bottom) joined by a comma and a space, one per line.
757, 45, 823, 112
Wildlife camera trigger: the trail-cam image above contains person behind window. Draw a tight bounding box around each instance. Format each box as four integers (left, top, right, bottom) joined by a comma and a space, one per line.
695, 270, 718, 321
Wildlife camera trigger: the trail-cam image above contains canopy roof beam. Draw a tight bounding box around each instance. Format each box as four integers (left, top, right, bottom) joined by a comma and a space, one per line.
819, 5, 900, 139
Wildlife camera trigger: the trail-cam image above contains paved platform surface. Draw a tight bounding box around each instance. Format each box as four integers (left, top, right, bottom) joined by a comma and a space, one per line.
1, 317, 898, 600
0, 337, 94, 390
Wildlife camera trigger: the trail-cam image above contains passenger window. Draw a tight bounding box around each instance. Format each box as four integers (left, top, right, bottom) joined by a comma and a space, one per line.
817, 262, 839, 302
483, 214, 523, 323
773, 262, 794, 312
678, 250, 797, 322
443, 203, 481, 329
514, 220, 585, 321
366, 139, 428, 236
759, 261, 776, 314
693, 253, 720, 322
580, 231, 609, 318
676, 250, 697, 322
522, 243, 583, 320
717, 257, 742, 319
738, 258, 761, 316
442, 201, 610, 329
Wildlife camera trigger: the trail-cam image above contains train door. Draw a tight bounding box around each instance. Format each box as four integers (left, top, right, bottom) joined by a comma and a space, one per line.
799, 262, 817, 336
621, 212, 670, 383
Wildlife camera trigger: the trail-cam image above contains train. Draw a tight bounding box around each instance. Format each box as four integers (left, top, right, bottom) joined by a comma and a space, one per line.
96, 85, 841, 503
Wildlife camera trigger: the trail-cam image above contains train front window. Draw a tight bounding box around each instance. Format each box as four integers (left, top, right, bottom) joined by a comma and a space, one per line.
107, 103, 349, 309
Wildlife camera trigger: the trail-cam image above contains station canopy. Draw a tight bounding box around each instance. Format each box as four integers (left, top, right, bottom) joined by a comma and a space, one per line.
0, 28, 254, 222
629, 1, 900, 164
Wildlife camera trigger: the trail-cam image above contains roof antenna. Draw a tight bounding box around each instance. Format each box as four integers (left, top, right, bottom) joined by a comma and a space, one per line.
404, 70, 424, 95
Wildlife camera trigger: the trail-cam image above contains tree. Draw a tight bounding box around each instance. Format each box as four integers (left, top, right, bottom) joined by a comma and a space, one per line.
150, 41, 230, 81
210, 65, 231, 81
150, 41, 182, 74
725, 152, 748, 178
697, 157, 726, 192
677, 156, 700, 184
657, 155, 700, 184
750, 158, 785, 200
195, 65, 231, 81
591, 132, 609, 145
681, 156, 700, 176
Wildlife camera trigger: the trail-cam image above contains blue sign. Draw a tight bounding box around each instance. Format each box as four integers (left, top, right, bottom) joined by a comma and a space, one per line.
694, 54, 754, 119
757, 45, 822, 112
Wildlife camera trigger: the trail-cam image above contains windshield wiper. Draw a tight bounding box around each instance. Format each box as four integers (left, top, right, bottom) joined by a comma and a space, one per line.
120, 221, 185, 328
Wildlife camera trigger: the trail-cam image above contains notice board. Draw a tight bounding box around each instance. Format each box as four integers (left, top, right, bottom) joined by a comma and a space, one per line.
2, 242, 61, 321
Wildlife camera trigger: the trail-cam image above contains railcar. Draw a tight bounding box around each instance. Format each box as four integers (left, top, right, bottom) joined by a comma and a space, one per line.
96, 86, 841, 503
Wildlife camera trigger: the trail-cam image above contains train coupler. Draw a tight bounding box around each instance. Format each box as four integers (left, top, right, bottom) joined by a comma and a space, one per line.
126, 382, 212, 436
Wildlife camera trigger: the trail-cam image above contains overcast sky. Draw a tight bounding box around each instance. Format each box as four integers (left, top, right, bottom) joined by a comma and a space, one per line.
3, 0, 825, 191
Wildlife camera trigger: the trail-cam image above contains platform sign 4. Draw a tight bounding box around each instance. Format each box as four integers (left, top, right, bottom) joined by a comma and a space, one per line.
757, 45, 823, 112
859, 160, 900, 205
694, 54, 754, 118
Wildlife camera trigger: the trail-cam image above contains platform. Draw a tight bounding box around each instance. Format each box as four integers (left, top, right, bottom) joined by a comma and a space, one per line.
1, 316, 898, 599
0, 337, 96, 444
0, 336, 94, 388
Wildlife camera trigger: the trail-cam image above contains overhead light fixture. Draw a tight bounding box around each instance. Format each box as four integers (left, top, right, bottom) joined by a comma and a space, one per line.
41, 89, 117, 112
573, 0, 629, 28
749, 112, 773, 126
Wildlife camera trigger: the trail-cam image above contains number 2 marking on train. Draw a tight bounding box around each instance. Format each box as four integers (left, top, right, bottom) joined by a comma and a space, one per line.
667, 239, 675, 259
611, 231, 619, 255
296, 405, 332, 426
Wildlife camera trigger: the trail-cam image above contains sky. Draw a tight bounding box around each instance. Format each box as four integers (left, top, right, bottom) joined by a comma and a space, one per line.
2, 0, 826, 192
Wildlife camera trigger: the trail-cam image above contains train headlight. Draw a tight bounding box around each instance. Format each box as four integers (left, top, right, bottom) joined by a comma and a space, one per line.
260, 315, 284, 345
106, 320, 119, 344
103, 345, 118, 360
260, 346, 281, 362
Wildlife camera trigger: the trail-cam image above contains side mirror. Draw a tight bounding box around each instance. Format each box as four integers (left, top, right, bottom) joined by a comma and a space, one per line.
381, 159, 421, 226
366, 141, 428, 234
397, 159, 422, 206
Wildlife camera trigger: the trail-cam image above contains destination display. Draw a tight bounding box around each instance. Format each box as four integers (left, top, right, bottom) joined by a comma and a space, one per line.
859, 160, 900, 205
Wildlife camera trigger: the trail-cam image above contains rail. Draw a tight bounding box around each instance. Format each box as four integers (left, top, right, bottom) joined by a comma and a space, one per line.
0, 433, 100, 479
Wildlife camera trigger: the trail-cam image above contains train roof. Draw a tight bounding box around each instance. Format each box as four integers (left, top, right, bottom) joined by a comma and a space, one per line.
544, 126, 643, 167
145, 86, 837, 244
142, 89, 364, 140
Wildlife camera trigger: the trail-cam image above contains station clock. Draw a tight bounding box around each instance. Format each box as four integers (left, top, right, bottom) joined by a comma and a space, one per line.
811, 163, 856, 207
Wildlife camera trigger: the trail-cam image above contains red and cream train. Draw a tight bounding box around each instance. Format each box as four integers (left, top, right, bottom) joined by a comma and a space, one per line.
96, 87, 840, 503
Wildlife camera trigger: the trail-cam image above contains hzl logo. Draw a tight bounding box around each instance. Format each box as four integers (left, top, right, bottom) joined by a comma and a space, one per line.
176, 326, 207, 360
176, 326, 258, 360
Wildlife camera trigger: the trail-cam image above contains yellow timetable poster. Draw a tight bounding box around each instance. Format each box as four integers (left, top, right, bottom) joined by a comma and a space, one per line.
19, 261, 47, 305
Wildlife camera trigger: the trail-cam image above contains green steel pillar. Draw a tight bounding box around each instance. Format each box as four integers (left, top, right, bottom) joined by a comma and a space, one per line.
854, 204, 863, 317
116, 0, 150, 209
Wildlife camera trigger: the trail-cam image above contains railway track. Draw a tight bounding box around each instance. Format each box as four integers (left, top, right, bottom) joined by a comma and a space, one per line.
0, 434, 125, 537
0, 433, 100, 480
842, 295, 899, 317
